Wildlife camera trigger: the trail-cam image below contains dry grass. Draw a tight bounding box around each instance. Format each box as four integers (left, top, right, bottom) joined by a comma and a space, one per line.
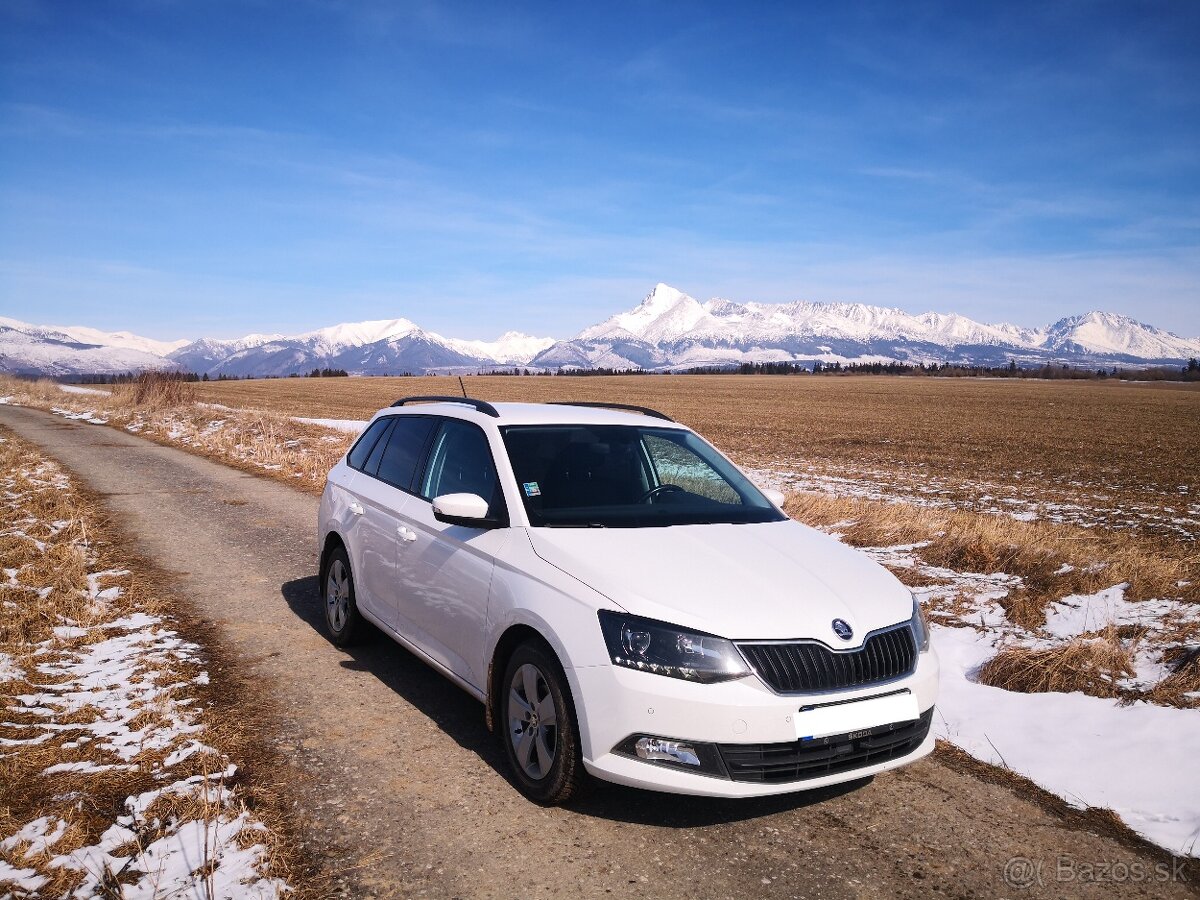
784, 493, 1198, 623
0, 374, 353, 494
977, 631, 1137, 698
1148, 649, 1200, 707
120, 370, 198, 408
0, 426, 295, 895
188, 408, 351, 484
0, 377, 63, 405
785, 491, 1199, 707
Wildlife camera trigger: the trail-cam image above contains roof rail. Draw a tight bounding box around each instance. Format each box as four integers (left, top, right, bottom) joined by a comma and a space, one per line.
548, 401, 674, 422
391, 395, 501, 418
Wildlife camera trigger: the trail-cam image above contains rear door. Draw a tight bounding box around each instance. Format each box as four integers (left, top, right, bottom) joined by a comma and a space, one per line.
393, 417, 509, 690
346, 415, 438, 630
341, 417, 396, 624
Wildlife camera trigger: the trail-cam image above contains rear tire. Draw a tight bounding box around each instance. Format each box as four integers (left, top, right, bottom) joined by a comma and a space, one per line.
323, 546, 364, 647
499, 641, 584, 805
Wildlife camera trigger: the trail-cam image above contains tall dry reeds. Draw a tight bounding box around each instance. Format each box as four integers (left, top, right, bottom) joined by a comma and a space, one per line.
120, 370, 198, 408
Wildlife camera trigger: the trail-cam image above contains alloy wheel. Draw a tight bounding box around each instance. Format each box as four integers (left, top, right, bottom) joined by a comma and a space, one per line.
326, 558, 350, 632
507, 662, 558, 779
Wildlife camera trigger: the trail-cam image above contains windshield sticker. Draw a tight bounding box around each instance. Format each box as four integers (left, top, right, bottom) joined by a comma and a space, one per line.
523, 481, 542, 497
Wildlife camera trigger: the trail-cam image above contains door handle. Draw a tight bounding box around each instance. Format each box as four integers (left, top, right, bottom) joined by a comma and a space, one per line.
396, 526, 418, 543
349, 502, 365, 516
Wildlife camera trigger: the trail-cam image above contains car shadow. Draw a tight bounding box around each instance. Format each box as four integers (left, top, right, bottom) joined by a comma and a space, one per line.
280, 575, 874, 827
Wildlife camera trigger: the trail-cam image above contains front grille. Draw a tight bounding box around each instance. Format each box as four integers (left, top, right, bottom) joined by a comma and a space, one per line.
737, 625, 917, 694
718, 708, 933, 784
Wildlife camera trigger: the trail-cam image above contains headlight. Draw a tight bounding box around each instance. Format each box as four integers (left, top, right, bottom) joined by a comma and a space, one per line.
910, 595, 931, 652
598, 611, 751, 683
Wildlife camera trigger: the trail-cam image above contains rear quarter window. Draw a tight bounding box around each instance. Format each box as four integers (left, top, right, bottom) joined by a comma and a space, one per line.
346, 418, 392, 471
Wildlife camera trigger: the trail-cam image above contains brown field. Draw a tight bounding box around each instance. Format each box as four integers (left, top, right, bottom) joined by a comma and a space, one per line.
4, 371, 1196, 709
196, 375, 1200, 541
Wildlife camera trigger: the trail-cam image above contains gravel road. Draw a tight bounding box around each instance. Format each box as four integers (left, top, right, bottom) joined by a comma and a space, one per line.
2, 404, 1193, 900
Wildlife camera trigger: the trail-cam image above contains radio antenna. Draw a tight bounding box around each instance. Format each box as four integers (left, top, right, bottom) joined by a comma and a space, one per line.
458, 376, 467, 398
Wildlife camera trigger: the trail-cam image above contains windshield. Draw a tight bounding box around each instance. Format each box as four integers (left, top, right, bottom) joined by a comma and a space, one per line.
500, 424, 786, 528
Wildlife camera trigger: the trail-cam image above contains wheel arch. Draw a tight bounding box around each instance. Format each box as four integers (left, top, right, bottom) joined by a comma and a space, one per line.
319, 530, 347, 588
486, 623, 554, 733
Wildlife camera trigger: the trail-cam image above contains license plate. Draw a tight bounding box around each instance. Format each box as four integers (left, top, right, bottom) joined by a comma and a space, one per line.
794, 692, 920, 741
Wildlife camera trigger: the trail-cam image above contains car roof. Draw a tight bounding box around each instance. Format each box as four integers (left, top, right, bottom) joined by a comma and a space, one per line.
373, 400, 688, 429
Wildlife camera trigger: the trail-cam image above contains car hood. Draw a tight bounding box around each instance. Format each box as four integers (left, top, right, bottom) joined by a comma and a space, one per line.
526, 519, 912, 646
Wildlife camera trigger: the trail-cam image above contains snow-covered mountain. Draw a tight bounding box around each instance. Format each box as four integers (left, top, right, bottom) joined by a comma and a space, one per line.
0, 317, 180, 376
173, 319, 554, 377
41, 323, 189, 358
165, 333, 286, 375
2, 287, 1195, 377
441, 331, 556, 366
531, 284, 1200, 370
1039, 311, 1197, 359
0, 313, 554, 377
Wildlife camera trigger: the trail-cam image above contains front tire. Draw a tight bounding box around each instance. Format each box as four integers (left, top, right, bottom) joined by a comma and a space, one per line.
323, 546, 364, 647
499, 641, 584, 805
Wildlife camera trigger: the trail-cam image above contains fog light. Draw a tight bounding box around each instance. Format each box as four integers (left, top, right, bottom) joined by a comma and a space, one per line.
634, 737, 700, 766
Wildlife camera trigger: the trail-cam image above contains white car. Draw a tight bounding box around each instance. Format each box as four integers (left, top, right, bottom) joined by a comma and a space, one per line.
317, 396, 938, 804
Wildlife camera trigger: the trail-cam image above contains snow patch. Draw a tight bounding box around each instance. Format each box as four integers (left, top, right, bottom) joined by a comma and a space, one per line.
0, 650, 21, 683
933, 625, 1200, 856
50, 406, 108, 425
846, 538, 1200, 857
293, 417, 368, 433
0, 444, 289, 896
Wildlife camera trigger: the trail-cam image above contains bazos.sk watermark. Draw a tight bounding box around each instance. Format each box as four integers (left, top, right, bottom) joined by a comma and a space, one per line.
1003, 855, 1189, 889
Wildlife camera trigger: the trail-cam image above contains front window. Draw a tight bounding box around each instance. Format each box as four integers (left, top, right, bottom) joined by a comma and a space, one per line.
501, 425, 785, 527
420, 419, 505, 519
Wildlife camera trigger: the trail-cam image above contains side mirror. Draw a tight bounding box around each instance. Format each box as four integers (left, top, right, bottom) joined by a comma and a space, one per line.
762, 488, 786, 508
432, 493, 501, 528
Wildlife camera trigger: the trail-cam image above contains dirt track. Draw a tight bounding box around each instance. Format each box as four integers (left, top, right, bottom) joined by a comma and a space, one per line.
2, 403, 1194, 900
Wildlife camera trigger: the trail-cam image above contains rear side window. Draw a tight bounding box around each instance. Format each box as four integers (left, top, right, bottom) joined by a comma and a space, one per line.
362, 419, 395, 476
420, 420, 506, 519
347, 418, 392, 471
375, 416, 438, 491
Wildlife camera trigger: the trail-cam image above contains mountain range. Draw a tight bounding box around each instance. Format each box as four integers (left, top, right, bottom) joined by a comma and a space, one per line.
529, 284, 1200, 371
2, 284, 1198, 378
0, 315, 556, 378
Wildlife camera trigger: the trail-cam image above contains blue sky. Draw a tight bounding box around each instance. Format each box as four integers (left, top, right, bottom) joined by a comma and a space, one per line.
1, 0, 1198, 341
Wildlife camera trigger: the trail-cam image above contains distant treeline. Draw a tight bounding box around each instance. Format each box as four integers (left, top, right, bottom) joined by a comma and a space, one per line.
302, 368, 350, 378
475, 368, 553, 376
555, 359, 1200, 380
73, 368, 349, 384
802, 359, 1200, 381
74, 371, 208, 384
55, 357, 1200, 383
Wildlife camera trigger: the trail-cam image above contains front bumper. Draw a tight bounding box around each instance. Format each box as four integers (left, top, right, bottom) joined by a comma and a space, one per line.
571, 645, 939, 798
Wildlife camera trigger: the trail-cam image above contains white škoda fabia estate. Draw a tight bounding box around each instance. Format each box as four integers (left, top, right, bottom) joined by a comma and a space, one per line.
317, 397, 938, 804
